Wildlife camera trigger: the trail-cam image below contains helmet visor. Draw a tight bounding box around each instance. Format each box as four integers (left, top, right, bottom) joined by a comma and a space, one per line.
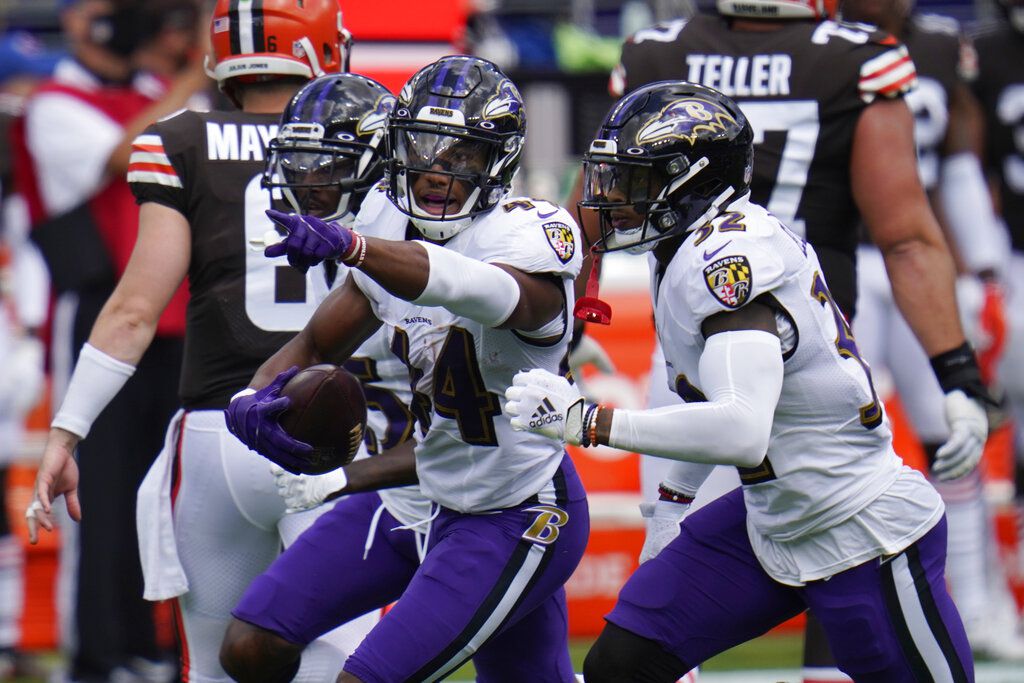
395, 130, 491, 177
263, 141, 367, 219
275, 149, 359, 188
580, 156, 680, 253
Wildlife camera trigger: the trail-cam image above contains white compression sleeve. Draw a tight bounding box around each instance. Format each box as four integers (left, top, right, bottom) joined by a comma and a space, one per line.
51, 343, 136, 439
940, 152, 1010, 275
608, 330, 783, 466
660, 461, 712, 498
413, 241, 521, 327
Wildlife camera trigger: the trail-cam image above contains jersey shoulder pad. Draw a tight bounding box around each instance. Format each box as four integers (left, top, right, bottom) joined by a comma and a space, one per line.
472, 197, 582, 278
681, 208, 786, 321
856, 40, 917, 102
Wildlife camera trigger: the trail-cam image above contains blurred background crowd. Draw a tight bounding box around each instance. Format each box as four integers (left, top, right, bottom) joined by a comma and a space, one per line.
0, 0, 1021, 681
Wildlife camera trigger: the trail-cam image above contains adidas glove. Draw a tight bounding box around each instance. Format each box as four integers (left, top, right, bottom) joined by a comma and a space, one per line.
506, 369, 596, 446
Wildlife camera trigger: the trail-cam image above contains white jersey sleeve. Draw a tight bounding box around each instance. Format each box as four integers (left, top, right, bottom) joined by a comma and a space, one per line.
682, 210, 788, 325
466, 197, 583, 280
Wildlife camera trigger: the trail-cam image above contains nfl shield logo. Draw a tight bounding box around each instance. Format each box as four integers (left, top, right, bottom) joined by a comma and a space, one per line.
543, 222, 575, 264
702, 255, 752, 309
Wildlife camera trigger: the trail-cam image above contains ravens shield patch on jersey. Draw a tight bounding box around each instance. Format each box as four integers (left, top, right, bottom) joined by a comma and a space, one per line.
543, 222, 575, 264
703, 255, 752, 308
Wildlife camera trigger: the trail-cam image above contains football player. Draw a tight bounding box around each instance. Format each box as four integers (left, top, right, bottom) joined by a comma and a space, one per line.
603, 3, 995, 679
506, 80, 973, 682
217, 73, 438, 683
23, 3, 389, 681
842, 0, 1023, 660
226, 55, 589, 682
972, 0, 1024, 650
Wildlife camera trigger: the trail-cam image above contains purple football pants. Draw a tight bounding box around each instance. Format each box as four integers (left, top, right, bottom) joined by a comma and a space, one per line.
344, 455, 589, 683
233, 490, 420, 644
608, 488, 973, 682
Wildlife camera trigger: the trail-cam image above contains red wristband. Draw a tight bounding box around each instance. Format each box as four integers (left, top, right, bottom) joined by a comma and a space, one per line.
657, 484, 694, 504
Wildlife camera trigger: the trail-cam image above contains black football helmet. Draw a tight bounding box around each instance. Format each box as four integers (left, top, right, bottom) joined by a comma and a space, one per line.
263, 73, 395, 223
580, 81, 753, 253
386, 55, 526, 240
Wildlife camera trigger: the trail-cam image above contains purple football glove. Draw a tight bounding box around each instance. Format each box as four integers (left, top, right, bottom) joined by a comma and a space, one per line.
224, 366, 313, 473
264, 209, 355, 272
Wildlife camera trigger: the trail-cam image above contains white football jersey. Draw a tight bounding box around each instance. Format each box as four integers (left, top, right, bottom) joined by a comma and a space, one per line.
352, 187, 582, 512
654, 194, 941, 548
309, 258, 432, 527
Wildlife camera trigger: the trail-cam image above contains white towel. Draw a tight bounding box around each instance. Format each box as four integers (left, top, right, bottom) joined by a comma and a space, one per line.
137, 409, 189, 600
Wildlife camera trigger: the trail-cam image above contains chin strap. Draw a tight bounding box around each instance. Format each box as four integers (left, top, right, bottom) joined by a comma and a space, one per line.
573, 247, 612, 325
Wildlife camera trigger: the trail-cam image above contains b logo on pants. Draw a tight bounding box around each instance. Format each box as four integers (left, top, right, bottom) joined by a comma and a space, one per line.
522, 505, 569, 545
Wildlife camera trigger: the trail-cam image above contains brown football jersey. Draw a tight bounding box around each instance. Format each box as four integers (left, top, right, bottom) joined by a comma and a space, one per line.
611, 13, 916, 315
129, 109, 320, 409
972, 21, 1024, 251
900, 13, 977, 192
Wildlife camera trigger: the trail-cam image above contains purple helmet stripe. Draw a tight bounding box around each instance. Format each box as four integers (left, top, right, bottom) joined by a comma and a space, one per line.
312, 77, 333, 121
452, 57, 474, 96
426, 62, 451, 107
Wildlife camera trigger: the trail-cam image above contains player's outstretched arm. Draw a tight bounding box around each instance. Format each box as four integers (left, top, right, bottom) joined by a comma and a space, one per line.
265, 209, 567, 332
507, 302, 784, 466
28, 202, 190, 543
359, 237, 565, 332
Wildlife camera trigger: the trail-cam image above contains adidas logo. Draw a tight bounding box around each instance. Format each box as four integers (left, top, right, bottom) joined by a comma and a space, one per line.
529, 398, 563, 429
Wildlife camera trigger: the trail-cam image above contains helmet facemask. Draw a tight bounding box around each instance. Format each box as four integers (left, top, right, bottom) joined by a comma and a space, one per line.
387, 118, 520, 240
581, 143, 735, 254
263, 122, 384, 223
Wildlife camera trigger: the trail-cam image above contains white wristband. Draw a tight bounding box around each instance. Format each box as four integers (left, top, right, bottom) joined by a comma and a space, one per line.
51, 343, 136, 439
413, 241, 521, 327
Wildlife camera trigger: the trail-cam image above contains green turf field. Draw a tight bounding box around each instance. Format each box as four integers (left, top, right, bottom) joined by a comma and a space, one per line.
448, 632, 805, 680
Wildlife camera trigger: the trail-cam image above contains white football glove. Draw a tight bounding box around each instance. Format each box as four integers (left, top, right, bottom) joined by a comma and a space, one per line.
270, 464, 348, 512
505, 369, 590, 445
639, 499, 690, 564
933, 390, 988, 481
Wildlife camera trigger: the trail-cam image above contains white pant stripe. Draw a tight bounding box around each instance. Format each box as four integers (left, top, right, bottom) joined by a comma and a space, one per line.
423, 542, 548, 682
890, 553, 955, 683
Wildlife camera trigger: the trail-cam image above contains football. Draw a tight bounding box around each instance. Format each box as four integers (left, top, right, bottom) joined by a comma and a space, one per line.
278, 364, 367, 474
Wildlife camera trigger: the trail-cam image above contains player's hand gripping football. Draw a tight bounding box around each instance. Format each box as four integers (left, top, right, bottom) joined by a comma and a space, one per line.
264, 209, 355, 272
224, 366, 313, 472
505, 369, 593, 446
638, 499, 691, 564
270, 464, 348, 512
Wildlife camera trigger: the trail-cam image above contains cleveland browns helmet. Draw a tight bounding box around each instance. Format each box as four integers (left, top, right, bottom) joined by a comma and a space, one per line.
580, 80, 753, 253
717, 0, 837, 20
386, 55, 526, 240
263, 73, 395, 223
207, 0, 351, 104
